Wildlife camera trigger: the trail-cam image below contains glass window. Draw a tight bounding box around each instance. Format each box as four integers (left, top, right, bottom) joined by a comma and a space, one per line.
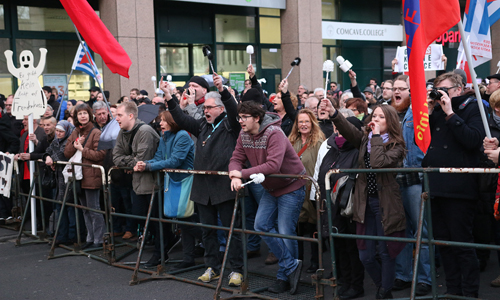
261, 48, 281, 69
160, 45, 190, 76
259, 8, 280, 17
323, 39, 337, 46
215, 15, 255, 43
0, 5, 5, 30
322, 0, 337, 20
216, 45, 251, 79
260, 17, 281, 44
193, 45, 209, 75
17, 6, 99, 32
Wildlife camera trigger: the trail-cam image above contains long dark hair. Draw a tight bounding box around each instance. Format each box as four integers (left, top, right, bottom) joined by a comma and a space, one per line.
365, 105, 405, 149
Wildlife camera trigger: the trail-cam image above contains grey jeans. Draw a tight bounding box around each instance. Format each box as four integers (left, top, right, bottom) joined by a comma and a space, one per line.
79, 189, 106, 244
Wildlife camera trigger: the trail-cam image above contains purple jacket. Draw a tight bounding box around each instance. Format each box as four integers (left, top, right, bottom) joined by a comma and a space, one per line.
229, 112, 306, 197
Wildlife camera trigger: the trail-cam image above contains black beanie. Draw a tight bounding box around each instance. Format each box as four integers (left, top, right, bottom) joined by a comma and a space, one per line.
189, 76, 210, 91
241, 88, 262, 104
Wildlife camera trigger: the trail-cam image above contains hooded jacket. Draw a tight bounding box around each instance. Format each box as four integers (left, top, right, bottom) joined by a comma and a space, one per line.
229, 113, 306, 197
113, 119, 160, 195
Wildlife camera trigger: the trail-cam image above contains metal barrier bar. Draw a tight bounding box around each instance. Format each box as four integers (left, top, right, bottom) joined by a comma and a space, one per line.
324, 167, 500, 300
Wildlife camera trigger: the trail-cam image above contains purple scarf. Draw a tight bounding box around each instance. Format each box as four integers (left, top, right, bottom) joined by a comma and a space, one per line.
367, 132, 389, 153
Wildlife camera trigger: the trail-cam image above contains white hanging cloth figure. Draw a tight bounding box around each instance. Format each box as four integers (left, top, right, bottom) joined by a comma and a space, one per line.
4, 48, 48, 119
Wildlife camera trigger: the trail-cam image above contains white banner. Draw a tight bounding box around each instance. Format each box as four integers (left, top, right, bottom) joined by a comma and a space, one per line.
322, 21, 403, 42
173, 0, 286, 9
394, 45, 444, 72
0, 152, 15, 198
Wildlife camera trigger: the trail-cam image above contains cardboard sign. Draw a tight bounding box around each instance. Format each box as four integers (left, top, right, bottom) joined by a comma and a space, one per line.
4, 48, 48, 119
394, 45, 444, 72
0, 152, 15, 198
229, 73, 246, 93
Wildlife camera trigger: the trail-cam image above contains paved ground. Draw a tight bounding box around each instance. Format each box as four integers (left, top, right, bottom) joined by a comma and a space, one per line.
1, 225, 499, 300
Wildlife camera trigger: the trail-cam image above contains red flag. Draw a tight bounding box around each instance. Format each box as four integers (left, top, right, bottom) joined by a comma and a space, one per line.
403, 0, 461, 153
60, 0, 132, 78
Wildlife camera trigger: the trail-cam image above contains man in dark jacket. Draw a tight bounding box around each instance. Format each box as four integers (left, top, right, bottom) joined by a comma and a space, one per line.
161, 73, 244, 287
4, 95, 23, 137
422, 72, 484, 298
0, 107, 20, 222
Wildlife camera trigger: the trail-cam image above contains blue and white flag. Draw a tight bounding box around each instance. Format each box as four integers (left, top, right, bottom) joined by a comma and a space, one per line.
488, 0, 500, 25
71, 42, 103, 85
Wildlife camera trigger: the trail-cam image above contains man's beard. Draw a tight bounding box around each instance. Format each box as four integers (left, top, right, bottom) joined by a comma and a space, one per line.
391, 96, 411, 112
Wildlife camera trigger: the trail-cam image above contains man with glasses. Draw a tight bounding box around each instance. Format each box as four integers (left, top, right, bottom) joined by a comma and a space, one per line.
422, 72, 484, 298
160, 73, 244, 288
486, 74, 500, 101
378, 80, 393, 105
229, 101, 306, 295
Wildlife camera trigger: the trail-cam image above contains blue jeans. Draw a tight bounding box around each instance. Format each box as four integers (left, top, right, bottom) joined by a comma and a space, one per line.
255, 186, 305, 281
395, 183, 432, 285
244, 183, 265, 251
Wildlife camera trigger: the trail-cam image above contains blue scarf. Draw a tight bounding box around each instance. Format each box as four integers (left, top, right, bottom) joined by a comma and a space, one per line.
367, 132, 389, 153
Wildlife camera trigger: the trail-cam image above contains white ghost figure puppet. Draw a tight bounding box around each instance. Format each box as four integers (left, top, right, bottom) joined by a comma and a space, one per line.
4, 48, 48, 119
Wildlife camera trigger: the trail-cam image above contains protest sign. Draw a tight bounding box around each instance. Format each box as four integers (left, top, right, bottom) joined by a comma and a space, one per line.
0, 152, 15, 198
395, 44, 444, 72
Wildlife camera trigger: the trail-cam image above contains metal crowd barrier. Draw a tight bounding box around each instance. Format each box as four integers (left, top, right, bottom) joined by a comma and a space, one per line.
324, 167, 500, 300
8, 161, 500, 300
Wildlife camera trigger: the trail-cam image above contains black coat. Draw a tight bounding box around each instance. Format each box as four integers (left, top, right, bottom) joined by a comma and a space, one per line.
280, 91, 296, 136
422, 94, 486, 200
168, 88, 240, 205
0, 112, 19, 153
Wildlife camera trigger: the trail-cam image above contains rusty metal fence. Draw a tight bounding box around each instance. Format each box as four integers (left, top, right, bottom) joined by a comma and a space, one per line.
6, 161, 500, 300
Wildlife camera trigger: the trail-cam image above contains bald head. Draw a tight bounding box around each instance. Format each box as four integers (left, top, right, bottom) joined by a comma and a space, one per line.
152, 96, 164, 105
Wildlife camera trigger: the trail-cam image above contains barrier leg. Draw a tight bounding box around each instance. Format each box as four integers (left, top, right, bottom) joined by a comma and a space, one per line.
214, 192, 240, 300
239, 193, 249, 295
312, 190, 325, 300
15, 176, 46, 245
325, 192, 338, 299
410, 186, 428, 300
423, 172, 438, 300
130, 191, 156, 285
48, 181, 71, 258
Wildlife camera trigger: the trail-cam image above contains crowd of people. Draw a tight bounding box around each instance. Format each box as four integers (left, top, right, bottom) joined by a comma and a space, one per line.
1, 60, 500, 299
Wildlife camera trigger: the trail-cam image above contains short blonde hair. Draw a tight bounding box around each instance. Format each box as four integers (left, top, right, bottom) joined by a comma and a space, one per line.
489, 89, 500, 109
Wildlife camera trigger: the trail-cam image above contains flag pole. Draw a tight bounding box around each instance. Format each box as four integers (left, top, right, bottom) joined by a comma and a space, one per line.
73, 24, 113, 118
457, 21, 491, 138
55, 68, 75, 120
28, 113, 37, 235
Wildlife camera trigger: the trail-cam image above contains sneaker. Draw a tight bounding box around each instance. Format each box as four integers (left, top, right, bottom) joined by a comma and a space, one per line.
288, 259, 303, 295
393, 279, 411, 290
122, 231, 135, 240
228, 272, 243, 287
415, 283, 431, 296
265, 252, 278, 265
170, 261, 195, 271
268, 279, 290, 293
143, 254, 169, 268
198, 267, 219, 283
491, 275, 500, 287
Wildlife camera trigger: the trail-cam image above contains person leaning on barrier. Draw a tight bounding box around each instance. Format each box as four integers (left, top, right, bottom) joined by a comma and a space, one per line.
160, 72, 245, 287
423, 72, 484, 298
321, 98, 406, 299
64, 103, 106, 249
113, 101, 160, 244
134, 110, 202, 271
44, 120, 76, 246
228, 101, 307, 295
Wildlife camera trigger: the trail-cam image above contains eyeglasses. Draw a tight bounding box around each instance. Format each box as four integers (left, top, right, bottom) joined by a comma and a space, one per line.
236, 115, 252, 122
202, 105, 221, 111
392, 87, 409, 92
488, 80, 500, 85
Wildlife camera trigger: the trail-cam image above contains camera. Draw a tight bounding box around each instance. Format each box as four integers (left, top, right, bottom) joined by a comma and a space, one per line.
429, 87, 449, 101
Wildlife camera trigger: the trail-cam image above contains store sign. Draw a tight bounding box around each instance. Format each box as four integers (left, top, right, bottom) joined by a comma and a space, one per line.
394, 45, 444, 72
173, 0, 286, 9
322, 21, 403, 42
43, 75, 68, 100
229, 73, 246, 93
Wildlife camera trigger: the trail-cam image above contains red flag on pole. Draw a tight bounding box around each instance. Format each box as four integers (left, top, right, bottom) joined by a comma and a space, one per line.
403, 0, 461, 153
60, 0, 132, 78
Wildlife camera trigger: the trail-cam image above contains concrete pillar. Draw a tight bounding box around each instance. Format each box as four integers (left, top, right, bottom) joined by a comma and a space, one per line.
280, 0, 323, 94
491, 21, 500, 76
99, 0, 156, 103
